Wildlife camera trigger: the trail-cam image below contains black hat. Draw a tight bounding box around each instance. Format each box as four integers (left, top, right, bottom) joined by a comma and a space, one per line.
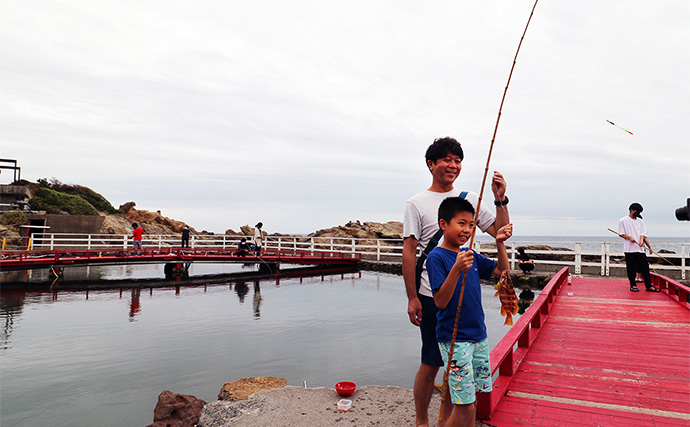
629, 203, 643, 218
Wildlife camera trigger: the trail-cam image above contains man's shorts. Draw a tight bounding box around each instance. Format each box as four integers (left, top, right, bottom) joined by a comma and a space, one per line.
438, 339, 492, 405
419, 294, 443, 367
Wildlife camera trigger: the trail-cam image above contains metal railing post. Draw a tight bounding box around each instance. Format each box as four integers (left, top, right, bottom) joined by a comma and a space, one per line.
510, 241, 516, 270
574, 242, 582, 274
87, 234, 92, 249
376, 239, 381, 261
123, 235, 127, 249
50, 234, 55, 250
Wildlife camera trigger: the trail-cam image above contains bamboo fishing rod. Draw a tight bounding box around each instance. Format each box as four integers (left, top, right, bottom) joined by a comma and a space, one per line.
607, 227, 684, 272
438, 0, 540, 420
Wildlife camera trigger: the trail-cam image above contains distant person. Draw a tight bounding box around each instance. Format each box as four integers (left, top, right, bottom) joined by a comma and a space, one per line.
617, 202, 658, 292
518, 287, 535, 314
131, 223, 144, 255
237, 237, 251, 256
181, 227, 190, 248
254, 222, 266, 253
426, 196, 513, 426
516, 247, 534, 274
402, 137, 510, 427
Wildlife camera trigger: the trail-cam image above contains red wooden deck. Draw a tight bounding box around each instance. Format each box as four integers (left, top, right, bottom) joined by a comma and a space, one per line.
481, 270, 690, 426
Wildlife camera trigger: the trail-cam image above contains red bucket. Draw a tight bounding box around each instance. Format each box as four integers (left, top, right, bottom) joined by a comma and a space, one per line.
335, 381, 357, 397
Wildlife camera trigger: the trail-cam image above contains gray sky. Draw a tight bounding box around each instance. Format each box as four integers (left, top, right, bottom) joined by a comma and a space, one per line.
2, 1, 689, 237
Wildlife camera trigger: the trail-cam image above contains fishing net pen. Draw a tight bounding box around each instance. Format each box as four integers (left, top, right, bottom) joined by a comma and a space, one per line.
438, 0, 540, 420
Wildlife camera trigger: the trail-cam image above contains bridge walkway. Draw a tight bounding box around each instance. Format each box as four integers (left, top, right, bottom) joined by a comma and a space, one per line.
480, 271, 690, 426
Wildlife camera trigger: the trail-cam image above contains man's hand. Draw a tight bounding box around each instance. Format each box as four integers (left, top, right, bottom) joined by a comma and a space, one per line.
491, 171, 507, 199
407, 297, 422, 326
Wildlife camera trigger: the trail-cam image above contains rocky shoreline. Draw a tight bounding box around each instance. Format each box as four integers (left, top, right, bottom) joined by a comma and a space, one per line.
147, 377, 492, 427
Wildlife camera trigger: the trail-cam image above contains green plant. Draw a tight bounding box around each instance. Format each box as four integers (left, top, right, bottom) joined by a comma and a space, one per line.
1, 210, 28, 226
29, 188, 99, 215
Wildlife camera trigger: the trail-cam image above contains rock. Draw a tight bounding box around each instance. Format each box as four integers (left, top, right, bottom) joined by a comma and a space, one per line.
217, 376, 288, 401
102, 201, 196, 236
146, 390, 207, 427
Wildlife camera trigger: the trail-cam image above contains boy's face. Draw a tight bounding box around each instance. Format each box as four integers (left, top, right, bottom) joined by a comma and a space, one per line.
427, 153, 462, 187
440, 210, 474, 247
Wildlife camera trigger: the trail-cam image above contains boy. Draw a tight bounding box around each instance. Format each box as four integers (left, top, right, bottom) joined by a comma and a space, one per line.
131, 223, 145, 255
426, 196, 512, 426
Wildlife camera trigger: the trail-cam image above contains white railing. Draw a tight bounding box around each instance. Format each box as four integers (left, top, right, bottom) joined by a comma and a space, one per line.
20, 233, 690, 279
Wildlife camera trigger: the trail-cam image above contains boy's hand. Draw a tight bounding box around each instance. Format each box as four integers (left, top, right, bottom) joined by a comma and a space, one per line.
454, 250, 474, 273
496, 223, 513, 242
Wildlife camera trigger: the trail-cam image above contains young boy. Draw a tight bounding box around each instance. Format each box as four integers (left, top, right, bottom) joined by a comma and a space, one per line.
426, 196, 512, 427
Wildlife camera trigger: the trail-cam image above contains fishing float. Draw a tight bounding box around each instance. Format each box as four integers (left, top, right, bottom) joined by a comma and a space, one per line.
606, 119, 633, 135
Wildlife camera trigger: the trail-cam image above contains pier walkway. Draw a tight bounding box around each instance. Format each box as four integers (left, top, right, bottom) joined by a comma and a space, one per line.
0, 247, 360, 272
479, 268, 690, 426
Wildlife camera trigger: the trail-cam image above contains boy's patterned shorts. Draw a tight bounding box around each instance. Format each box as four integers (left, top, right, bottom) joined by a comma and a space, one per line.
438, 339, 492, 405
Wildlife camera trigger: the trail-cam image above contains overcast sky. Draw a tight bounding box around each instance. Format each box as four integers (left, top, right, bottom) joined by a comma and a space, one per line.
2, 1, 689, 237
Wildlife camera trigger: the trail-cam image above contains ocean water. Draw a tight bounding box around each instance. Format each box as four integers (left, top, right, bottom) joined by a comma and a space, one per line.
0, 269, 529, 427
474, 235, 689, 253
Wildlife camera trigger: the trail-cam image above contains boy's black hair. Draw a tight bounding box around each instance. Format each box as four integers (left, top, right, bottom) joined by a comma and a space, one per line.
132, 223, 138, 228
438, 196, 475, 224
425, 137, 464, 164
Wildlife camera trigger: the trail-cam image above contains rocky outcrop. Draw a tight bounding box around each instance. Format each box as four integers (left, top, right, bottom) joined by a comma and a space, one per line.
99, 202, 197, 236
309, 220, 403, 240
217, 376, 288, 401
146, 390, 207, 427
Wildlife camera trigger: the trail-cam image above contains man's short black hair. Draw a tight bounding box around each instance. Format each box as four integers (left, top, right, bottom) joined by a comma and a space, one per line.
425, 137, 464, 164
438, 196, 475, 224
629, 203, 643, 218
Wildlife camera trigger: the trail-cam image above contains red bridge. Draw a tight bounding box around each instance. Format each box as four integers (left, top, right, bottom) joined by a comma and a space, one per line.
0, 247, 360, 272
478, 268, 690, 426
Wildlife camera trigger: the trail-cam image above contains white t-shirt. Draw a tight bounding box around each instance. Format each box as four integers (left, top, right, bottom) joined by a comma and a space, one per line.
618, 215, 647, 253
254, 228, 263, 247
403, 189, 496, 297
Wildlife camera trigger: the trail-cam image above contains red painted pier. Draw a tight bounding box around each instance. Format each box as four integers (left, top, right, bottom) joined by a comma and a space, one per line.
479, 268, 690, 426
0, 247, 360, 272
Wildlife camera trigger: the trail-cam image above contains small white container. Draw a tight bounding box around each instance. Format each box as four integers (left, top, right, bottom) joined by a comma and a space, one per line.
337, 399, 352, 411
567, 292, 574, 296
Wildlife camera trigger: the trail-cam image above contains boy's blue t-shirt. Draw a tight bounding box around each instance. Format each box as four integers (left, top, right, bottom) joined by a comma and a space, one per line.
427, 246, 497, 343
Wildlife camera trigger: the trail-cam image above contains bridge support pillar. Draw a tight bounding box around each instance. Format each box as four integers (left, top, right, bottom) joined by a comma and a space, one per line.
164, 262, 189, 281
259, 262, 279, 274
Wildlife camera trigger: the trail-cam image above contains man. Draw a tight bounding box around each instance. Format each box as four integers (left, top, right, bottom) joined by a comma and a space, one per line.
403, 137, 510, 426
617, 202, 659, 292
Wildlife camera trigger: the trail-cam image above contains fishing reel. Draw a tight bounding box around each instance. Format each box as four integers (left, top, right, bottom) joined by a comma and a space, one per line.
675, 198, 690, 221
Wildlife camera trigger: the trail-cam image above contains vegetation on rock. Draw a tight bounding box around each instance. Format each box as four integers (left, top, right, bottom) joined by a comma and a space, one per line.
30, 187, 99, 215
1, 210, 27, 226
35, 178, 119, 214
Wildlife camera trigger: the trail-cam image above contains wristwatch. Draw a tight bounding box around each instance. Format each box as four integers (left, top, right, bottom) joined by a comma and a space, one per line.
494, 196, 509, 206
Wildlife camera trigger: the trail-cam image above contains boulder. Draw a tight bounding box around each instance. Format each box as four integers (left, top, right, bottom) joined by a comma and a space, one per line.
146, 390, 207, 427
217, 376, 287, 401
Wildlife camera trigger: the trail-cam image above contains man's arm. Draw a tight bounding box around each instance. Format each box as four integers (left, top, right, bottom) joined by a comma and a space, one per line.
403, 237, 422, 326
641, 235, 653, 253
485, 171, 510, 238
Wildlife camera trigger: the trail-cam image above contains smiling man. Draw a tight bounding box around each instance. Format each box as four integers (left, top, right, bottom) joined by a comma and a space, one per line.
402, 137, 510, 426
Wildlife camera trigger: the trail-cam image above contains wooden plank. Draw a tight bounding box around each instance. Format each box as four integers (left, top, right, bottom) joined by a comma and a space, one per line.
484, 275, 690, 425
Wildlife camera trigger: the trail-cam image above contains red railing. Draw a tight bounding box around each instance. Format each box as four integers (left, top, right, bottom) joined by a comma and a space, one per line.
476, 266, 570, 420
0, 248, 361, 271
651, 272, 690, 310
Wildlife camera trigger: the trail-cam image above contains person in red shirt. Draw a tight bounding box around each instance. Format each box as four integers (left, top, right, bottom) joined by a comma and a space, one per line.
132, 223, 145, 255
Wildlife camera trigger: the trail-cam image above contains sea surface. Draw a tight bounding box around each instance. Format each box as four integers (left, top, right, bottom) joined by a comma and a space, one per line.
1, 267, 530, 427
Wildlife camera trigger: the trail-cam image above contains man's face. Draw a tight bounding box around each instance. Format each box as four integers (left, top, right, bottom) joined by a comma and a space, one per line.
440, 210, 474, 247
428, 154, 462, 187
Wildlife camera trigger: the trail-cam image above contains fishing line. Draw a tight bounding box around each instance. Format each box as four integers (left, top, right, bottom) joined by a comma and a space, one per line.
438, 0, 540, 420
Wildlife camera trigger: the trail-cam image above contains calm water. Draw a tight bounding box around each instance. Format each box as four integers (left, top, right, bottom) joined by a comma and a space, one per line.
0, 268, 528, 427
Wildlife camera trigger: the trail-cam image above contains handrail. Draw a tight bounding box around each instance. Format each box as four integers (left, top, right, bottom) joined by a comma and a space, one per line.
476, 267, 570, 420
6, 233, 688, 279
651, 272, 690, 309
